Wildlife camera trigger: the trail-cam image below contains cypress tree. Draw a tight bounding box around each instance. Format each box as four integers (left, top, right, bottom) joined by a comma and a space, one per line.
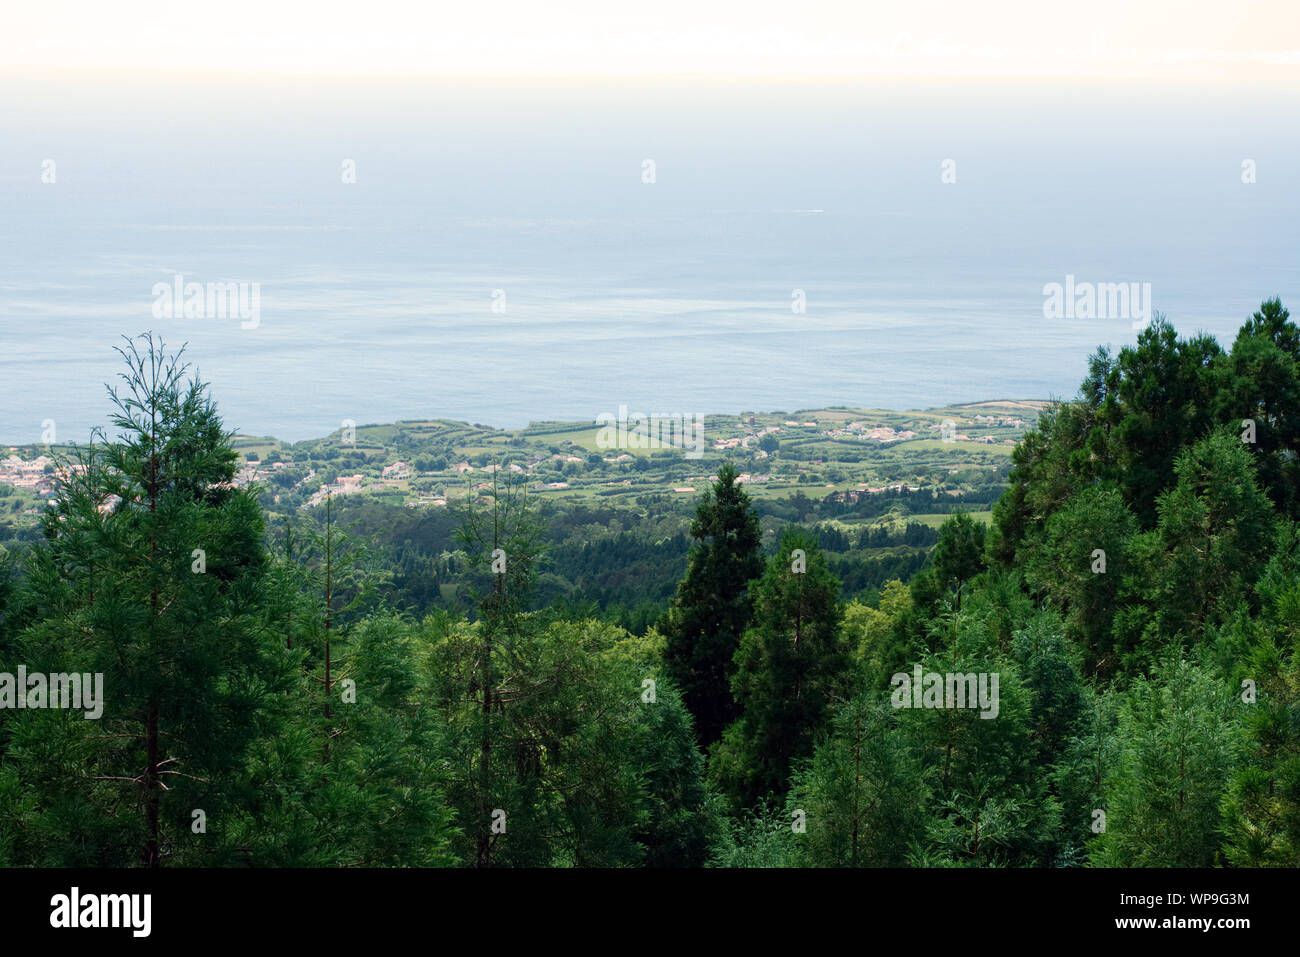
12, 334, 292, 865
658, 463, 763, 745
710, 528, 851, 809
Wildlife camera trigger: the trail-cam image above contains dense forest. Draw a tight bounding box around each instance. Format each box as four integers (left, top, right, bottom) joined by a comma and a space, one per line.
2, 300, 1298, 867
303, 492, 941, 636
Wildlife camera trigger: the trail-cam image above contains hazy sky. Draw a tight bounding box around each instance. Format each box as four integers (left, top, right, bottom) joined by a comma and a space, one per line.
5, 0, 1300, 81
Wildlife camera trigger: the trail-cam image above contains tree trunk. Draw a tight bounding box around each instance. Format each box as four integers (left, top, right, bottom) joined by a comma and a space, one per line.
144, 702, 160, 867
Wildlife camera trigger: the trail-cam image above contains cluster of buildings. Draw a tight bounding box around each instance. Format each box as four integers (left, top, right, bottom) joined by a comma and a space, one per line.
672, 472, 769, 493
822, 423, 920, 443
304, 473, 364, 509
830, 484, 926, 504
0, 453, 58, 498
972, 414, 1028, 428
0, 452, 94, 506
231, 457, 298, 490
714, 424, 783, 454
921, 422, 1013, 445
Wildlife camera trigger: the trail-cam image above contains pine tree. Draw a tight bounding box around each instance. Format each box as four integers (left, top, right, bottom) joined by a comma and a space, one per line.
1098, 318, 1224, 526
902, 638, 1054, 866
1048, 688, 1118, 867
930, 511, 986, 612
426, 612, 718, 867
1216, 298, 1300, 515
309, 613, 459, 866
300, 493, 374, 764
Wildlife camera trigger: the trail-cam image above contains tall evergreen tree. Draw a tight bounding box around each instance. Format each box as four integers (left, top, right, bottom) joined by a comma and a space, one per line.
1092, 654, 1241, 867
710, 528, 851, 809
1023, 486, 1136, 675
929, 511, 986, 612
453, 468, 545, 867
658, 463, 763, 745
1114, 429, 1275, 665
1215, 298, 1300, 515
1219, 521, 1300, 866
10, 334, 294, 865
1099, 319, 1224, 526
787, 696, 927, 866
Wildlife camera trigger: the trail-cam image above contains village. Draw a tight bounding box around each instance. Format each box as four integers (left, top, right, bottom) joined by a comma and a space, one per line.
0, 402, 1041, 525
0, 452, 59, 500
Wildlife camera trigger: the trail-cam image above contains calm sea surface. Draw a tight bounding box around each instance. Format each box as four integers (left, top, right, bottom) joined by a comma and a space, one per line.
2, 76, 1297, 442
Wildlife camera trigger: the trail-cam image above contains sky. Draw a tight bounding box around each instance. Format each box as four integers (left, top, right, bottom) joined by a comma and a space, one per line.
4, 0, 1300, 82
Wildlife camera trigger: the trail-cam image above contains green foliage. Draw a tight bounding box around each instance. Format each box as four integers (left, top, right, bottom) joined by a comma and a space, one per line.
2, 335, 296, 866
900, 638, 1059, 866
1218, 521, 1300, 865
1049, 689, 1118, 866
786, 696, 927, 866
1113, 430, 1275, 669
842, 578, 912, 687
425, 616, 717, 867
710, 528, 853, 810
1091, 654, 1242, 867
658, 463, 763, 745
708, 799, 798, 868
930, 511, 986, 610
1215, 298, 1300, 515
1023, 487, 1135, 675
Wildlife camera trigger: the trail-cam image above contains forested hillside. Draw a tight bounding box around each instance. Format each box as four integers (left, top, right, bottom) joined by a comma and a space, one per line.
2, 300, 1298, 867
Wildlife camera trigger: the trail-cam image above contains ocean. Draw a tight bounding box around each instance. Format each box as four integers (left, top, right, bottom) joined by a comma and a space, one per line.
2, 74, 1297, 443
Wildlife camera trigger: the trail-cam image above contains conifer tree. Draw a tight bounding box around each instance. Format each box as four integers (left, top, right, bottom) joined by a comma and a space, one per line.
1092, 654, 1241, 866
1219, 521, 1300, 866
1024, 487, 1136, 675
659, 463, 763, 746
1114, 429, 1274, 665
1216, 298, 1300, 515
787, 696, 926, 866
930, 511, 986, 612
11, 334, 294, 865
306, 613, 459, 866
900, 637, 1054, 866
452, 468, 545, 867
710, 528, 851, 809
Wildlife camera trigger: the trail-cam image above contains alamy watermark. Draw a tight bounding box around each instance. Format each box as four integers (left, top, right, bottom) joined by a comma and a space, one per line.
891, 665, 999, 719
595, 404, 705, 459
50, 887, 150, 937
152, 274, 261, 329
1043, 275, 1151, 330
0, 668, 104, 719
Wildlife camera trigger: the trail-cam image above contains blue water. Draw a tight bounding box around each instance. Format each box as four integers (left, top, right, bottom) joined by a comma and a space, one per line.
2, 75, 1297, 442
